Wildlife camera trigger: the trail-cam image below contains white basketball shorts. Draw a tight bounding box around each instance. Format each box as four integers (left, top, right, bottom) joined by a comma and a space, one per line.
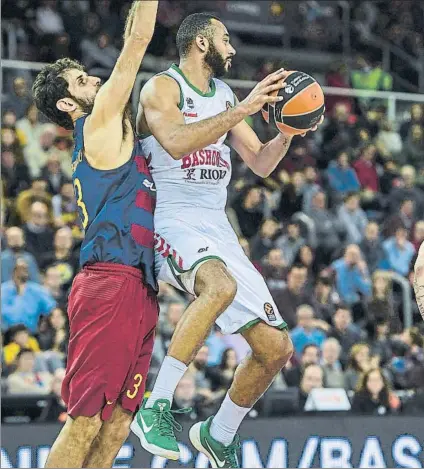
154, 208, 287, 335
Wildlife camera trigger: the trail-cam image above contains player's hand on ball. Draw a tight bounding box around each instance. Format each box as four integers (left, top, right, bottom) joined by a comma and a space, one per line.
300, 114, 324, 137
239, 68, 289, 116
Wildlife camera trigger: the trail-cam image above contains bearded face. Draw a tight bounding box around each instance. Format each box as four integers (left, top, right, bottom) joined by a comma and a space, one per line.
204, 40, 231, 78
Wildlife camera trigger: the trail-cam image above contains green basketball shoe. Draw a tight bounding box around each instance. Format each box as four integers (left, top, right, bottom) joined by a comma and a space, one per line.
131, 399, 187, 460
189, 416, 241, 468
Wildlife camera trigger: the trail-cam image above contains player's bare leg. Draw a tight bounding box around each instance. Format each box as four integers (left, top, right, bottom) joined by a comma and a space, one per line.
168, 260, 237, 362
229, 322, 293, 406
131, 260, 236, 459
45, 413, 102, 468
83, 405, 132, 468
189, 322, 293, 467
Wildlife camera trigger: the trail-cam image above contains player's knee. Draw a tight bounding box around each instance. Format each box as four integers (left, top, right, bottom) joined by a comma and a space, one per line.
108, 421, 131, 447
271, 332, 293, 370
212, 275, 237, 309
196, 261, 237, 310
255, 329, 293, 372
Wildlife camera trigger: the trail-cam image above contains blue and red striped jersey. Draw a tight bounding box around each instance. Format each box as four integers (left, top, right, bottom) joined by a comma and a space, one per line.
71, 115, 157, 290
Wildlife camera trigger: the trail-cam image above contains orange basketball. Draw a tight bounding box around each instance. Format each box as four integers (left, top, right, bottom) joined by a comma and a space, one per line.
262, 71, 325, 136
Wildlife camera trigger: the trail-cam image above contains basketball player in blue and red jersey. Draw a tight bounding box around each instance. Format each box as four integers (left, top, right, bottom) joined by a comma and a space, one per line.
31, 2, 158, 467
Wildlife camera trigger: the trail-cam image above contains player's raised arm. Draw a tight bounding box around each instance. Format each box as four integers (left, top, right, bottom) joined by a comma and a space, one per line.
89, 1, 158, 127
138, 69, 288, 160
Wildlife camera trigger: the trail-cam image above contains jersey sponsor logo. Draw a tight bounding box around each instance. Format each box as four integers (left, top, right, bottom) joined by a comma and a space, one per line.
198, 247, 209, 253
199, 169, 227, 181
226, 100, 233, 109
184, 169, 196, 181
184, 97, 198, 117
181, 150, 230, 170
264, 302, 276, 321
143, 179, 157, 191
183, 168, 227, 184
186, 97, 195, 109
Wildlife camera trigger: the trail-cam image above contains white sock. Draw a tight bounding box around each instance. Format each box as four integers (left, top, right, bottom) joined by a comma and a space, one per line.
146, 356, 187, 408
210, 393, 251, 446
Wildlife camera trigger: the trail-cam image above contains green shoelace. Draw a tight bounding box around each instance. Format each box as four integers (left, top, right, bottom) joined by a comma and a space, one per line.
223, 434, 241, 468
153, 407, 192, 438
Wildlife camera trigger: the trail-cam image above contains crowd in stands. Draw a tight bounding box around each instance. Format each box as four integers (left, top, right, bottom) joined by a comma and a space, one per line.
2, 1, 423, 92
2, 1, 424, 423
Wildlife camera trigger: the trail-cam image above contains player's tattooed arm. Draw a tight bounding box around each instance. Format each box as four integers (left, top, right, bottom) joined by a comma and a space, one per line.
414, 263, 424, 321
90, 1, 158, 125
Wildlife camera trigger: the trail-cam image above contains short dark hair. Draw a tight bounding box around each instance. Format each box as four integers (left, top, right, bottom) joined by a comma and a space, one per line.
176, 13, 221, 57
301, 363, 323, 377
302, 344, 319, 356
32, 58, 84, 130
401, 198, 414, 206
290, 263, 307, 272
344, 191, 360, 202
9, 324, 29, 339
335, 304, 351, 314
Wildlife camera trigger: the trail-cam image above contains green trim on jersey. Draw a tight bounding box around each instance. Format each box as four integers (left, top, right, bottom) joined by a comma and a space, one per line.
166, 256, 190, 294
167, 254, 226, 294
171, 64, 216, 98
236, 319, 288, 334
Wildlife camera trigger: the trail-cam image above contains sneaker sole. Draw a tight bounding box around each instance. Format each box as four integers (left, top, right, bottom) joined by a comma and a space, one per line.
130, 420, 180, 461
189, 422, 219, 468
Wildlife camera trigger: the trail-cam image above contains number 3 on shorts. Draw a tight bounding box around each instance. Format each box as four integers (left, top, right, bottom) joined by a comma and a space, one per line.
74, 178, 88, 229
127, 373, 143, 399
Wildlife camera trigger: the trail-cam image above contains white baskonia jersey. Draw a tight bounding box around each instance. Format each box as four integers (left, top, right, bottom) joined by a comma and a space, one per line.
141, 64, 236, 214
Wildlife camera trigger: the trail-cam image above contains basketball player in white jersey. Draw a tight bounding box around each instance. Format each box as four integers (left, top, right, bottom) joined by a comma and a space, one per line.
131, 13, 321, 467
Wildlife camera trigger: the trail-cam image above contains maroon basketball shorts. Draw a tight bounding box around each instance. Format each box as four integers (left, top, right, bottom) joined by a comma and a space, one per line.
62, 263, 158, 421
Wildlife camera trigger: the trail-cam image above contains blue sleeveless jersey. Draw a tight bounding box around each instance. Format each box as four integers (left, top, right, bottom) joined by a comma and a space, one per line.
71, 115, 157, 290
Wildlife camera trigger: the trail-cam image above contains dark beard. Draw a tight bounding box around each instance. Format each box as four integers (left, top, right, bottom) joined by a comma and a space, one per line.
73, 96, 133, 139
73, 96, 95, 115
204, 43, 228, 78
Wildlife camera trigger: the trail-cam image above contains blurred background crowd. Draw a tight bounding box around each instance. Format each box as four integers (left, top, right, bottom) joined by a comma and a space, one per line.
2, 0, 424, 423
